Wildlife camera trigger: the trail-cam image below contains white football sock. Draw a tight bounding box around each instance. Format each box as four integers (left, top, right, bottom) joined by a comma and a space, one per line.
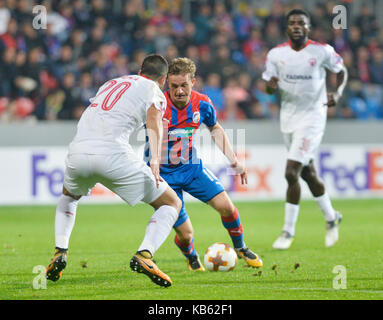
55, 194, 79, 249
314, 192, 336, 222
283, 202, 299, 236
138, 205, 178, 256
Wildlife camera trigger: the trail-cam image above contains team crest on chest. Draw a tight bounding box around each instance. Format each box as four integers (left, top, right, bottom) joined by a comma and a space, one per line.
308, 58, 317, 67
193, 111, 200, 123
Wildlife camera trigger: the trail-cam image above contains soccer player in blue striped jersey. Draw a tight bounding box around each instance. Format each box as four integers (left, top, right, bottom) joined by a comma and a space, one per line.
145, 58, 263, 270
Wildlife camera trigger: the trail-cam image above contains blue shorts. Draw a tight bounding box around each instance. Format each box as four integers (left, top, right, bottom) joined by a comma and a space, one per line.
160, 162, 225, 228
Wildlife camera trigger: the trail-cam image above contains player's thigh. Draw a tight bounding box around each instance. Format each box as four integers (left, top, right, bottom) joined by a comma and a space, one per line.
96, 153, 169, 207
301, 160, 321, 182
63, 154, 96, 197
283, 132, 293, 151
150, 185, 183, 214
184, 166, 224, 202
287, 128, 323, 166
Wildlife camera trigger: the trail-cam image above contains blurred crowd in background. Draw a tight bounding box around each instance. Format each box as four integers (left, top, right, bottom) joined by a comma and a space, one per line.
0, 0, 382, 122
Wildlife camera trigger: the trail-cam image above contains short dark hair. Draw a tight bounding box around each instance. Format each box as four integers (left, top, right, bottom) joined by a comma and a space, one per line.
286, 8, 310, 22
140, 54, 168, 81
168, 57, 196, 79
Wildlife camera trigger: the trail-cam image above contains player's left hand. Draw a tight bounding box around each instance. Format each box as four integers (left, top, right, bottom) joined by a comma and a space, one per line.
150, 159, 163, 188
325, 92, 341, 108
231, 161, 248, 185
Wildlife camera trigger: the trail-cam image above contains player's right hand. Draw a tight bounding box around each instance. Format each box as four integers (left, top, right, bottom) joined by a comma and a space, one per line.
324, 92, 340, 108
231, 161, 248, 185
150, 159, 163, 188
267, 77, 279, 90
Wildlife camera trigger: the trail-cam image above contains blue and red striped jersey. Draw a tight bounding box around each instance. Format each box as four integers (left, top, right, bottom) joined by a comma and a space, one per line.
145, 90, 217, 173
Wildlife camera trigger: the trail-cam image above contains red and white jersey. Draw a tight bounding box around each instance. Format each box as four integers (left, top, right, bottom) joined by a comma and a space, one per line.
262, 39, 344, 133
69, 75, 166, 155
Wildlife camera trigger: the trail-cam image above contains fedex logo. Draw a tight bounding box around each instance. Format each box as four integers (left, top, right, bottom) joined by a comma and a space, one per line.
211, 151, 273, 194
213, 166, 272, 193
319, 150, 383, 193
32, 154, 64, 197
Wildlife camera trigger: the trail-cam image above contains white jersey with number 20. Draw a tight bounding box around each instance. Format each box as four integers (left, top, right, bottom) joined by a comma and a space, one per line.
262, 40, 344, 133
69, 75, 166, 155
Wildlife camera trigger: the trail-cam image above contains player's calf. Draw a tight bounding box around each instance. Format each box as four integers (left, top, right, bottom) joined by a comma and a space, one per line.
220, 207, 245, 249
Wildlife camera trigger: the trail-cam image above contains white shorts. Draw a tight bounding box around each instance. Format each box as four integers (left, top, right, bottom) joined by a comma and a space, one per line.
63, 152, 168, 206
283, 127, 324, 166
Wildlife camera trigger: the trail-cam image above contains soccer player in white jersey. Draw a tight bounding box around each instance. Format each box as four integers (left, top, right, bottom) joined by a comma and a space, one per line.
262, 9, 348, 249
45, 54, 182, 287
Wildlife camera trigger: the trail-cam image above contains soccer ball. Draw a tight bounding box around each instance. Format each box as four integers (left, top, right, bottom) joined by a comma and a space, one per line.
204, 243, 237, 272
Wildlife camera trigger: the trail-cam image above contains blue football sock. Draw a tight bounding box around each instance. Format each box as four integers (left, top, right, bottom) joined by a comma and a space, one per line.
174, 235, 197, 258
221, 207, 245, 249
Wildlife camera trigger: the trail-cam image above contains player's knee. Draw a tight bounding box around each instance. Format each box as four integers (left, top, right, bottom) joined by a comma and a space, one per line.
169, 195, 182, 214
301, 168, 315, 183
158, 188, 182, 213
285, 168, 299, 185
178, 230, 193, 244
218, 203, 236, 218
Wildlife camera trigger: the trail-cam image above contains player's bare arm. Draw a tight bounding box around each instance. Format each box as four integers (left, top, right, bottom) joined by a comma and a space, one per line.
325, 66, 348, 107
208, 122, 248, 185
146, 104, 164, 188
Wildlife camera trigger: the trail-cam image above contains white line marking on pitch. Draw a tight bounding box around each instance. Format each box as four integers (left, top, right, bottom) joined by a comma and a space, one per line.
259, 287, 383, 294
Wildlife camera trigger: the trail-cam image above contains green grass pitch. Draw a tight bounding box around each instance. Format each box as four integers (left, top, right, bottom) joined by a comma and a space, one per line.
1, 199, 382, 300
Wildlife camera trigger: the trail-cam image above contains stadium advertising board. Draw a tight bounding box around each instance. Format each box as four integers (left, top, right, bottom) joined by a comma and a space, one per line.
0, 145, 382, 205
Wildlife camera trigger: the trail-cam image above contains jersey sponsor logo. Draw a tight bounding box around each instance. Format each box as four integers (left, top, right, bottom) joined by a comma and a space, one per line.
284, 74, 313, 83
286, 74, 313, 80
168, 127, 194, 138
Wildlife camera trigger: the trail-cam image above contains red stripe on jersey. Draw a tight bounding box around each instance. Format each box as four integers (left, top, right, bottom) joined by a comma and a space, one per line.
276, 41, 289, 48
176, 137, 182, 160
288, 39, 311, 51
307, 39, 327, 46
177, 104, 188, 126
191, 92, 200, 116
164, 93, 172, 123
192, 90, 211, 103
139, 74, 151, 80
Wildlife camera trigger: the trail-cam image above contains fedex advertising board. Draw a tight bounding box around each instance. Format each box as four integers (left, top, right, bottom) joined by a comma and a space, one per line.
0, 145, 382, 205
